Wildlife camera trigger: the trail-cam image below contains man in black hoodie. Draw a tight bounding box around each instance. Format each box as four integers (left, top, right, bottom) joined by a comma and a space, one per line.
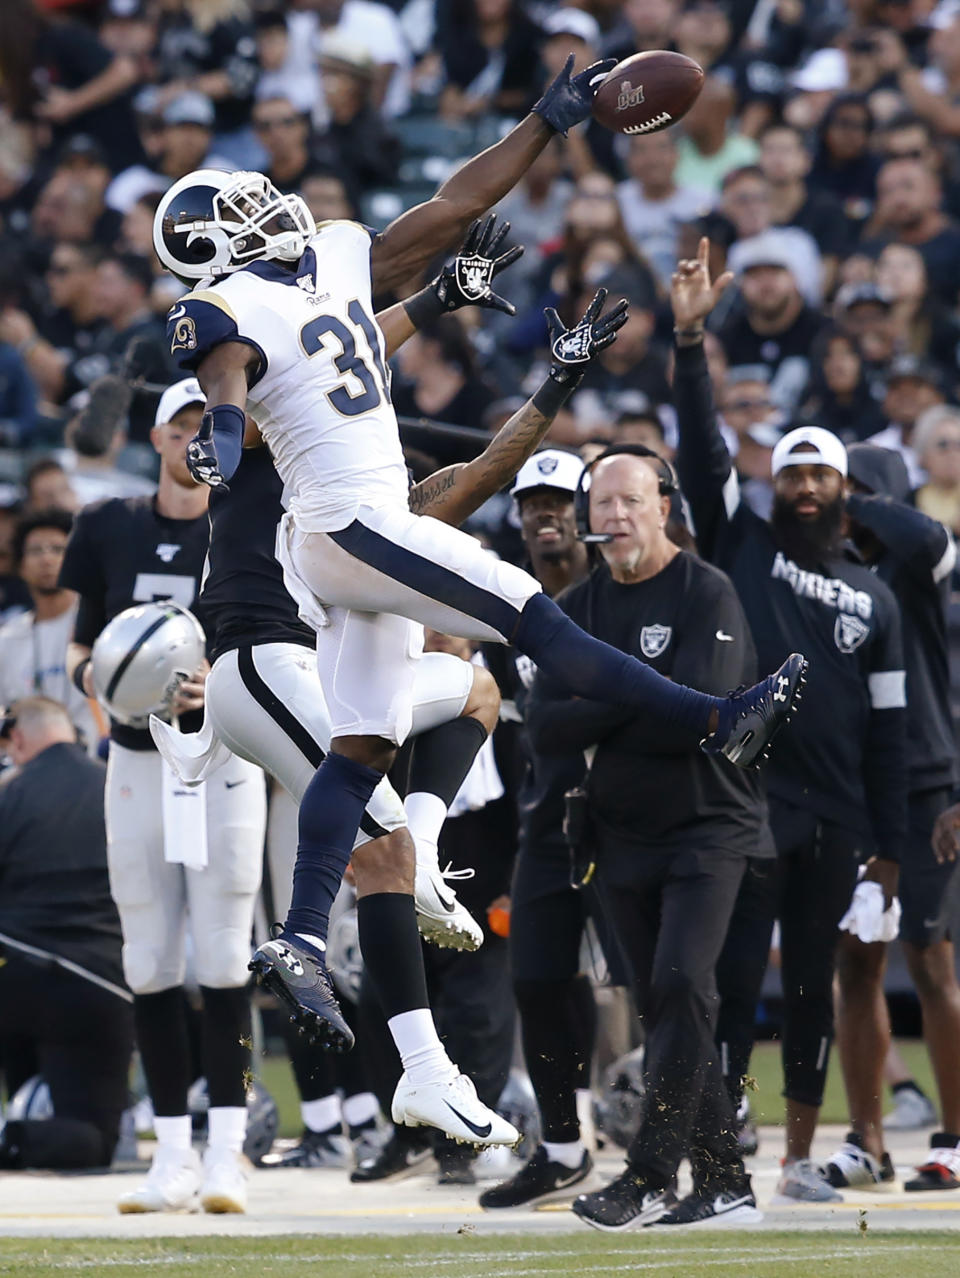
825, 444, 960, 1194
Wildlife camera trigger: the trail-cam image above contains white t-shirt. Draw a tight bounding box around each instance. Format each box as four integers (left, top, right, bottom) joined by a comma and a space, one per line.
615, 180, 713, 289
0, 604, 101, 750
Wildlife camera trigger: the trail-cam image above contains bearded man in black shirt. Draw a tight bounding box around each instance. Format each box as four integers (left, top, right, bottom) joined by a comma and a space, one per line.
526, 448, 772, 1231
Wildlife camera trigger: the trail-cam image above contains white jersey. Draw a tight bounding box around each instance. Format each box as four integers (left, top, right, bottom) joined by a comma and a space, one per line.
169, 221, 409, 533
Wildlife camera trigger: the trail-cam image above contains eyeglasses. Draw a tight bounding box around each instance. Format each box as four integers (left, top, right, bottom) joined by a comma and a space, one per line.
22, 542, 66, 557
253, 116, 300, 132
887, 147, 927, 161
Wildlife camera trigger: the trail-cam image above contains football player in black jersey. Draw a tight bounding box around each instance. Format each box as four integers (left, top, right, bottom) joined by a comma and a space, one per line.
60, 382, 267, 1215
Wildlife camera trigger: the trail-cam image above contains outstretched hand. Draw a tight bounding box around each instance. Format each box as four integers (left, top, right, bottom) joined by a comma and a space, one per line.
533, 53, 618, 136
671, 236, 734, 331
186, 412, 229, 491
433, 214, 524, 316
544, 287, 629, 382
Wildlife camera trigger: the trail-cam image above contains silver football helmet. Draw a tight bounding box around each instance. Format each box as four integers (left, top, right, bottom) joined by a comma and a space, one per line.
153, 168, 314, 282
91, 601, 206, 728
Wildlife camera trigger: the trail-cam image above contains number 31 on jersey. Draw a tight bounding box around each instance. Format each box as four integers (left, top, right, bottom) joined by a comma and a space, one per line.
300, 299, 390, 418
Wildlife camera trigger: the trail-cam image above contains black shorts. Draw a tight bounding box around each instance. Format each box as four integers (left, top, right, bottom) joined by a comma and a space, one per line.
899, 787, 959, 948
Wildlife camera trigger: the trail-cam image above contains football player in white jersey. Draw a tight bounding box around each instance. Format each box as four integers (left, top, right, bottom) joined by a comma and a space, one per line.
153, 56, 806, 1144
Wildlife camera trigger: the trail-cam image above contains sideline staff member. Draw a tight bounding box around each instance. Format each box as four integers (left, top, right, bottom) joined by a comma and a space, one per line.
528, 447, 770, 1230
0, 698, 133, 1170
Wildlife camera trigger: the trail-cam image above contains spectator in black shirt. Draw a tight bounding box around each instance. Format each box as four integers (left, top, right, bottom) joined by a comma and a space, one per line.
391, 318, 494, 463
807, 94, 878, 229
313, 39, 401, 193
673, 240, 907, 1205
863, 158, 960, 307
833, 282, 901, 402
0, 697, 133, 1171
252, 96, 313, 195
715, 235, 827, 412
534, 448, 768, 1230
875, 242, 960, 383
799, 329, 886, 445
437, 0, 544, 122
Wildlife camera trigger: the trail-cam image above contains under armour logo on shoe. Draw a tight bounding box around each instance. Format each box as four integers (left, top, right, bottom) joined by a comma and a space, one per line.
276, 945, 304, 977
773, 675, 790, 702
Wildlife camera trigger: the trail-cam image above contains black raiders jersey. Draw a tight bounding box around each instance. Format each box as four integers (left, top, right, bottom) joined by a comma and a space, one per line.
59, 495, 210, 750
202, 444, 313, 662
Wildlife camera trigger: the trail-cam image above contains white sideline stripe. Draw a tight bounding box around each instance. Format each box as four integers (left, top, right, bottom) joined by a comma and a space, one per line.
933, 533, 956, 584
868, 670, 907, 710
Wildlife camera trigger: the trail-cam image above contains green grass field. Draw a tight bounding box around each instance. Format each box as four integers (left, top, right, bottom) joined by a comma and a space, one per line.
0, 1232, 957, 1278
258, 1039, 938, 1138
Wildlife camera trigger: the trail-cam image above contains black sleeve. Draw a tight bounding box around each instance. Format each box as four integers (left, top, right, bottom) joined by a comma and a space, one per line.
58, 504, 108, 644
846, 492, 956, 589
673, 340, 756, 565
612, 574, 753, 754
862, 587, 909, 863
46, 23, 112, 86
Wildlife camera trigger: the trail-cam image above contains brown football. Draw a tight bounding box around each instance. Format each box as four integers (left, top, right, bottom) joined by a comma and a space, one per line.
592, 51, 704, 136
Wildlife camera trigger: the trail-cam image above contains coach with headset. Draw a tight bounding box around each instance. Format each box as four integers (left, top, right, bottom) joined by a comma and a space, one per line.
526, 444, 773, 1230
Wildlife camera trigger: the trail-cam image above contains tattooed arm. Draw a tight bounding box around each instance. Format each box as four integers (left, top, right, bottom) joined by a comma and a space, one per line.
408, 397, 553, 526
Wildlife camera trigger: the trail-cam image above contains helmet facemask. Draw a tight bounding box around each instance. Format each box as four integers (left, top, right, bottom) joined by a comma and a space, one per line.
213, 171, 314, 268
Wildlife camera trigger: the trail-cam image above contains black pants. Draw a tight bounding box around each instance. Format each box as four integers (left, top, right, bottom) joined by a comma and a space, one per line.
0, 955, 134, 1168
715, 800, 861, 1109
599, 840, 746, 1189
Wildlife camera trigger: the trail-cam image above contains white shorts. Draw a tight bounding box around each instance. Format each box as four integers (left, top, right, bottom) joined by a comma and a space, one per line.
104, 743, 267, 994
204, 641, 474, 844
281, 503, 540, 742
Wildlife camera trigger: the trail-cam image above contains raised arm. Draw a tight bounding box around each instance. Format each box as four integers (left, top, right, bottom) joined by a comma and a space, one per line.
846, 491, 956, 588
186, 342, 258, 491
409, 289, 628, 525
369, 55, 615, 293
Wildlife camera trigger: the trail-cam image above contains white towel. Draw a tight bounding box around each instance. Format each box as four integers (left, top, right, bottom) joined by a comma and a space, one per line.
838, 878, 901, 944
161, 754, 208, 870
150, 708, 232, 785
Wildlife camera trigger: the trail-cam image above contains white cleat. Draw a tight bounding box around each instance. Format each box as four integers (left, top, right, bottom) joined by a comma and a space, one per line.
392, 1070, 519, 1148
117, 1145, 201, 1214
414, 861, 484, 952
200, 1147, 248, 1214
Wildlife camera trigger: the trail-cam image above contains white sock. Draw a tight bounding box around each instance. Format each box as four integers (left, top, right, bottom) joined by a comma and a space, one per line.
206, 1106, 247, 1156
404, 792, 447, 869
154, 1114, 192, 1152
294, 932, 326, 953
543, 1139, 585, 1169
387, 1008, 455, 1085
301, 1094, 341, 1134
343, 1091, 379, 1129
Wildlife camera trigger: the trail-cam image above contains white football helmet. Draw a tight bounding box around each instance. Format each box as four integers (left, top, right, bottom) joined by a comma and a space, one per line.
153, 168, 314, 283
91, 601, 206, 728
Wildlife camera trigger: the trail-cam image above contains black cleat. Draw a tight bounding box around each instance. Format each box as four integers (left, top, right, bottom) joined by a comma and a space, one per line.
572, 1169, 677, 1232
654, 1181, 763, 1227
709, 653, 807, 770
349, 1131, 434, 1183
249, 928, 354, 1052
479, 1145, 592, 1209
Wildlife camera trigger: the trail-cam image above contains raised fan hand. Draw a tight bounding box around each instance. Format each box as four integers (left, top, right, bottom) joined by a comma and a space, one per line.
186, 411, 229, 491
543, 287, 629, 383
671, 235, 734, 331
433, 214, 524, 316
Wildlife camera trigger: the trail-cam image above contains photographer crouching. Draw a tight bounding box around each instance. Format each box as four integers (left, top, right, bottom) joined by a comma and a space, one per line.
527, 445, 774, 1230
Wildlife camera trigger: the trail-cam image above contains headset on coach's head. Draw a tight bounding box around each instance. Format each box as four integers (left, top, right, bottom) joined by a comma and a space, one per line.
574, 444, 680, 544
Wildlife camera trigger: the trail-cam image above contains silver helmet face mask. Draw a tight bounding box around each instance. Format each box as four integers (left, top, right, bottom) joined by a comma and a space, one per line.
91, 601, 206, 728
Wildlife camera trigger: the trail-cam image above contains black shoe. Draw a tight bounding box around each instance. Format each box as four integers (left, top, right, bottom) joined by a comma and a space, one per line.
349, 1132, 434, 1183
261, 1126, 352, 1169
437, 1146, 477, 1186
480, 1145, 592, 1209
655, 1181, 763, 1227
711, 653, 807, 770
572, 1168, 677, 1232
249, 927, 354, 1052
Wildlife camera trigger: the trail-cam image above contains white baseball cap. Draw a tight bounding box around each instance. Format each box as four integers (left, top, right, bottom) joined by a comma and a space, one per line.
541, 8, 601, 44
512, 449, 584, 499
155, 377, 205, 428
771, 425, 848, 478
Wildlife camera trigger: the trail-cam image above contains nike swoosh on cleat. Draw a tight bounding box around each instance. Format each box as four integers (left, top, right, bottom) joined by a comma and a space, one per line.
225, 779, 247, 789
443, 1101, 492, 1139
716, 630, 734, 642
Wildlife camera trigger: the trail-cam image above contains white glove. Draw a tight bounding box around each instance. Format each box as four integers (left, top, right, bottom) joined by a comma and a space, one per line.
838, 878, 901, 944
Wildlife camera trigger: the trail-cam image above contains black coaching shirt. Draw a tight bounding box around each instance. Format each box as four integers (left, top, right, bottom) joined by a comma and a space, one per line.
59, 495, 210, 750
527, 554, 772, 855
202, 445, 313, 662
673, 342, 908, 859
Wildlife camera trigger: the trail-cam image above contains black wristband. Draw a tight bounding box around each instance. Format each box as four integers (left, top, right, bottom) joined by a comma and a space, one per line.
73, 656, 91, 696
532, 370, 583, 417
402, 285, 445, 328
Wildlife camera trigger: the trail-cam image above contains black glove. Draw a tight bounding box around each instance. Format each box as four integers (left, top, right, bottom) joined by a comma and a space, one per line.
433, 214, 524, 316
533, 54, 618, 136
186, 412, 229, 492
544, 288, 629, 385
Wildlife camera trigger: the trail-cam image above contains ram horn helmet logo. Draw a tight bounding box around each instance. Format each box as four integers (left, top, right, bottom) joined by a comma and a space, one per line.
640, 624, 672, 658
617, 80, 645, 112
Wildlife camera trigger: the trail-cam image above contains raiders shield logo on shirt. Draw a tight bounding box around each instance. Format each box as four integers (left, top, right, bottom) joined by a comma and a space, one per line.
834, 613, 870, 653
455, 256, 492, 301
640, 624, 672, 658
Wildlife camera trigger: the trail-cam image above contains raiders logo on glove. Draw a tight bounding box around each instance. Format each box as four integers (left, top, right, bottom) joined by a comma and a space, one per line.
545, 288, 630, 381
433, 214, 524, 316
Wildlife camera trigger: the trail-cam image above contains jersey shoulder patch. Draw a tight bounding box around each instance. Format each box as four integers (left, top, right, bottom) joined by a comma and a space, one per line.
166, 289, 240, 370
